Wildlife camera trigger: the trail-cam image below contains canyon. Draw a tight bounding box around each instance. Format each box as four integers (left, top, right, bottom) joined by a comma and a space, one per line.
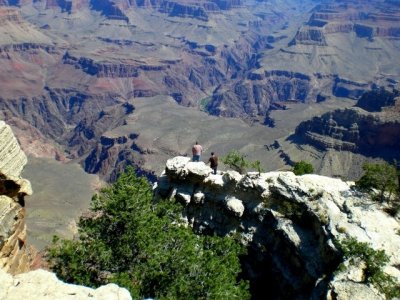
0, 0, 399, 298
0, 0, 398, 181
1, 119, 399, 299
0, 0, 398, 255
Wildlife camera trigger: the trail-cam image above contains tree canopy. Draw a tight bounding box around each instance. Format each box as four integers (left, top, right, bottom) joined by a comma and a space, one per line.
46, 167, 249, 299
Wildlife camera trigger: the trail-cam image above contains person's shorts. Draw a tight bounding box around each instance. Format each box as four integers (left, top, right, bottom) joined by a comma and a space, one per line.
193, 155, 200, 162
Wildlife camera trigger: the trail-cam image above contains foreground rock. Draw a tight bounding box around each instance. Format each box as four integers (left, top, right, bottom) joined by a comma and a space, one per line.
156, 156, 400, 299
0, 268, 131, 300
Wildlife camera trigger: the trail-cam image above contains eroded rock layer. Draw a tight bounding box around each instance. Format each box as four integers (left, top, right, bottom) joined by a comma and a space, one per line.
0, 0, 399, 181
0, 120, 33, 274
294, 90, 400, 159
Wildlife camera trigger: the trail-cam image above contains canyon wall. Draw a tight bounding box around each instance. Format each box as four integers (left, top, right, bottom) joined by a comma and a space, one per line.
294, 91, 400, 161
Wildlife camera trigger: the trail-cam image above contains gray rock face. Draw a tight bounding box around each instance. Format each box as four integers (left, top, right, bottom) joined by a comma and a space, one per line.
155, 156, 400, 299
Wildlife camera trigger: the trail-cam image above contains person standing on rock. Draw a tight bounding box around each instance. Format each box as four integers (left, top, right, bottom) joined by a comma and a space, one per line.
192, 141, 203, 162
208, 152, 218, 174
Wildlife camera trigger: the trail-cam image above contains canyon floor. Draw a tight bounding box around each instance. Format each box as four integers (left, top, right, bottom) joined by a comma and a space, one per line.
23, 157, 100, 250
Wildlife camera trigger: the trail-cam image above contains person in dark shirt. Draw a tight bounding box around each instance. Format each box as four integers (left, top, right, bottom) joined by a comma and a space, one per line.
208, 152, 218, 175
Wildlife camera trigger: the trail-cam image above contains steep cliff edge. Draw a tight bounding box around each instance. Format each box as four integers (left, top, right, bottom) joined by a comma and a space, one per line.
0, 120, 33, 274
155, 157, 400, 299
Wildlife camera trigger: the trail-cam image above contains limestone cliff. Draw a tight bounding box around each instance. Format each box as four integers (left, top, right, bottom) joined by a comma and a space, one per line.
0, 120, 33, 275
155, 156, 400, 299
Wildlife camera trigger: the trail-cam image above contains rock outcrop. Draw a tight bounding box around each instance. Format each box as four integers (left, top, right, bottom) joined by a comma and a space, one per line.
0, 268, 132, 299
208, 70, 312, 122
0, 120, 33, 275
0, 116, 66, 274
294, 90, 400, 160
155, 156, 400, 299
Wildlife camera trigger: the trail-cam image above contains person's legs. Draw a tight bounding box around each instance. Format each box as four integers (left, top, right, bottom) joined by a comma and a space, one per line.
193, 155, 200, 162
213, 167, 217, 175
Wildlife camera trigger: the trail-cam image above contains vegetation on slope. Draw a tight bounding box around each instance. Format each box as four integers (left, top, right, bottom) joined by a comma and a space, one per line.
46, 167, 249, 299
355, 162, 400, 215
222, 150, 263, 175
336, 237, 400, 299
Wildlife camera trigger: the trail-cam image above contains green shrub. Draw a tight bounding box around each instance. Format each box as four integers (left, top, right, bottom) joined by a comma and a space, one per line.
46, 167, 249, 299
222, 150, 264, 175
355, 162, 399, 203
221, 150, 249, 174
250, 160, 264, 175
336, 237, 400, 298
292, 161, 314, 175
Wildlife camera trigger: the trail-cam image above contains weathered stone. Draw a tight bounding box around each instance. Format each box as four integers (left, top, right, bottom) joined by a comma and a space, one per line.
0, 121, 28, 179
0, 268, 132, 300
165, 156, 191, 178
184, 161, 212, 181
176, 190, 192, 205
156, 156, 400, 299
193, 191, 205, 204
327, 280, 382, 300
222, 170, 242, 185
0, 121, 33, 275
225, 196, 245, 217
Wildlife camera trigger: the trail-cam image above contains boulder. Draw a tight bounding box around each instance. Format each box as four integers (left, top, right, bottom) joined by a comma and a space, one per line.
225, 196, 245, 217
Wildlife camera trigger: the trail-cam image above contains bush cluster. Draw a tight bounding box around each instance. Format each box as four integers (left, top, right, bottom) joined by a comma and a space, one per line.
292, 161, 314, 176
221, 150, 263, 175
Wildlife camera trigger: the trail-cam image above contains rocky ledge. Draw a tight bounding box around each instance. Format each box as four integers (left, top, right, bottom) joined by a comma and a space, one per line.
155, 156, 400, 299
